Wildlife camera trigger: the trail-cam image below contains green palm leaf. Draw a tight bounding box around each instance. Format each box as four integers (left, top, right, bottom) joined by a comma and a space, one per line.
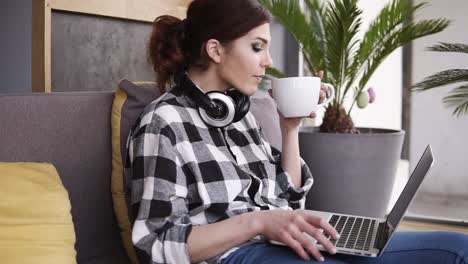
305, 0, 327, 55
443, 85, 468, 117
260, 0, 451, 128
347, 18, 449, 112
360, 19, 449, 90
428, 42, 468, 53
266, 67, 288, 78
346, 18, 449, 112
260, 0, 449, 107
412, 69, 468, 91
343, 0, 421, 102
259, 0, 322, 75
325, 0, 362, 104
413, 43, 468, 117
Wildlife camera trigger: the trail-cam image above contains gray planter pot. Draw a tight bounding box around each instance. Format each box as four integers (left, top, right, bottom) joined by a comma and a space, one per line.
299, 127, 405, 218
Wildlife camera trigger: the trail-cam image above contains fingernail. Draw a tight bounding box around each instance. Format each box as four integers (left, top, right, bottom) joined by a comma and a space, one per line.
331, 248, 337, 254
335, 233, 341, 239
319, 257, 325, 262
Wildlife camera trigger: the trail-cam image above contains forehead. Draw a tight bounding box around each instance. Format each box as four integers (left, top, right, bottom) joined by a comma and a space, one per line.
241, 23, 271, 43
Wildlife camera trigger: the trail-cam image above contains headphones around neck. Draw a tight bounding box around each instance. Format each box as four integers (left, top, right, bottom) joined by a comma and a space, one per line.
176, 72, 250, 128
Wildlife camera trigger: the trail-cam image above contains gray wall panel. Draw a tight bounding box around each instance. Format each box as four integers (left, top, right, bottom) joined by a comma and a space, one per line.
51, 11, 155, 92
0, 0, 32, 93
51, 12, 296, 92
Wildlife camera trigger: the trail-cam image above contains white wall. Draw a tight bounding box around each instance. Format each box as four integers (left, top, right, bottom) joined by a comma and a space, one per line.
411, 0, 468, 197
352, 0, 402, 131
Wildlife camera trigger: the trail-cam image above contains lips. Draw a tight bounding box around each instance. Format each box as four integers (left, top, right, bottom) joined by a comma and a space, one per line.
254, 75, 265, 82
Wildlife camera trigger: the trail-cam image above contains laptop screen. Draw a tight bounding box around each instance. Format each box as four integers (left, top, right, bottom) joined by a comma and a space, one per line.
386, 145, 434, 229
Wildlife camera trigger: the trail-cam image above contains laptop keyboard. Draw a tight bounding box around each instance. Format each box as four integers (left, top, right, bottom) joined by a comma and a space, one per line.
322, 215, 377, 251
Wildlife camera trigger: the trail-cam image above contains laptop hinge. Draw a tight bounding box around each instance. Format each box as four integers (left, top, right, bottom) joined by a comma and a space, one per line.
373, 222, 390, 250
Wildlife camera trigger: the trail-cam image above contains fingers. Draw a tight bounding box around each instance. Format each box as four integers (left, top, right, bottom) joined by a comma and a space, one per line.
304, 214, 340, 241
290, 225, 326, 262
319, 90, 326, 103
319, 83, 330, 104
282, 233, 311, 261
291, 214, 337, 261
309, 112, 317, 118
317, 71, 324, 79
297, 220, 337, 256
271, 212, 339, 262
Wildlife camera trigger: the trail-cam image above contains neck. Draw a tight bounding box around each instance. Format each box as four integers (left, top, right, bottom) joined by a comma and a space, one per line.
187, 67, 229, 93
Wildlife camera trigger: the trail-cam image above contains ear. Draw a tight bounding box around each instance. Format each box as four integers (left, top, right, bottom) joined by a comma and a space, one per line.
205, 39, 224, 64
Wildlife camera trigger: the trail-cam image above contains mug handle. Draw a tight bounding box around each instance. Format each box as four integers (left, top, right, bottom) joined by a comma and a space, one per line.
316, 83, 335, 108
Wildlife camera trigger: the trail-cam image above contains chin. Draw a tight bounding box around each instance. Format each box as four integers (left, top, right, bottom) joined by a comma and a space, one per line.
239, 86, 258, 96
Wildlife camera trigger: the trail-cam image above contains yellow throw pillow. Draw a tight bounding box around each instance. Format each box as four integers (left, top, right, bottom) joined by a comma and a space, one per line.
111, 80, 161, 264
0, 162, 76, 264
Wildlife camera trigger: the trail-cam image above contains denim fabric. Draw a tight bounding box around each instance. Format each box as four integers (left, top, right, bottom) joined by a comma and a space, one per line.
222, 231, 468, 264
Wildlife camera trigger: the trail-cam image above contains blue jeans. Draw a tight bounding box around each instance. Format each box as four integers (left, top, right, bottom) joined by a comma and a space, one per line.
222, 232, 468, 264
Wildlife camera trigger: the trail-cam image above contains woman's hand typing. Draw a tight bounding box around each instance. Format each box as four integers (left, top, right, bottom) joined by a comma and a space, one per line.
254, 210, 340, 262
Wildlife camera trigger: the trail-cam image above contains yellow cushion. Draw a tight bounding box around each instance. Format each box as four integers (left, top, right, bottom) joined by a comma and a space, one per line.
111, 80, 160, 264
0, 162, 76, 264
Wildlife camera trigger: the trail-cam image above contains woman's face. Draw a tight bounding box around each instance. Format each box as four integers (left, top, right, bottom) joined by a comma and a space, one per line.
217, 23, 273, 96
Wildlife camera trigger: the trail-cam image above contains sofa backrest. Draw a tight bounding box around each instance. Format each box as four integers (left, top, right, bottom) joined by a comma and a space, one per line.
0, 89, 281, 264
0, 92, 130, 264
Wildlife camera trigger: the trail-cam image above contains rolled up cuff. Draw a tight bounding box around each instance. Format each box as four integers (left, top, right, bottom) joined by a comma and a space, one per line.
279, 158, 314, 209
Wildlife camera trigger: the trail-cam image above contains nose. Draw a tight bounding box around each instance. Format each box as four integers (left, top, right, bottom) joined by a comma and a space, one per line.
262, 50, 273, 68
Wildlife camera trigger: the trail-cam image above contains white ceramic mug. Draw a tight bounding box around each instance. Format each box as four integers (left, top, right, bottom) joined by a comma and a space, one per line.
271, 76, 335, 118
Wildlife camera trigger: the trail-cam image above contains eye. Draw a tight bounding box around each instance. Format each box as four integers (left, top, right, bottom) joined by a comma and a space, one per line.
252, 43, 263, 52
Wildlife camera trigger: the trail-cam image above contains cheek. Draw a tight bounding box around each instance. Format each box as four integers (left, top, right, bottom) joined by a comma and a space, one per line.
222, 57, 248, 82
232, 55, 258, 79
220, 52, 260, 93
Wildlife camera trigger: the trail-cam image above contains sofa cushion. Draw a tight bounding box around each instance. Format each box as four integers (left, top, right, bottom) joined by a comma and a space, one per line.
111, 80, 161, 263
0, 162, 76, 264
0, 92, 130, 264
250, 89, 282, 150
111, 81, 281, 262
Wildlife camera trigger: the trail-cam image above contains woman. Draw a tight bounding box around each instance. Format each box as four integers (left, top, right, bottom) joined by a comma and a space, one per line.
126, 0, 468, 263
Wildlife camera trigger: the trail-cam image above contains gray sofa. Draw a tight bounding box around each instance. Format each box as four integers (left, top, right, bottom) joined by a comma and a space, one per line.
0, 89, 281, 264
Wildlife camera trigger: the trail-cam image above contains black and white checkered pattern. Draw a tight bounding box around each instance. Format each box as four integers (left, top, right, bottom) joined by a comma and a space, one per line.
125, 85, 313, 264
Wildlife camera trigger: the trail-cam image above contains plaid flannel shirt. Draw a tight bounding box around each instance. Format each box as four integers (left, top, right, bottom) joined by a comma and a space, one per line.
125, 85, 313, 264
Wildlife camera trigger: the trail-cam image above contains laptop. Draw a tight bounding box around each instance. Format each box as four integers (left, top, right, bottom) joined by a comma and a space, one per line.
273, 145, 434, 257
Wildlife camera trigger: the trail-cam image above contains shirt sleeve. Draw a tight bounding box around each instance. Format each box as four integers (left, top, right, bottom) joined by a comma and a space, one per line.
253, 118, 314, 210
128, 114, 192, 264
268, 144, 314, 210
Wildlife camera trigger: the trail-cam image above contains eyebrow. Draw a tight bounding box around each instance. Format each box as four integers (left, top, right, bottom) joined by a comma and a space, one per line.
255, 37, 269, 45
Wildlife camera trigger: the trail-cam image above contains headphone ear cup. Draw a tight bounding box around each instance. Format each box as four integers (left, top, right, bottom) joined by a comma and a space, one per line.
227, 90, 250, 123
199, 92, 236, 128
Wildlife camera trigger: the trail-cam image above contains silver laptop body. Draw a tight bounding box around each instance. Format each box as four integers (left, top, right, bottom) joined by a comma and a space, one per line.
302, 145, 434, 257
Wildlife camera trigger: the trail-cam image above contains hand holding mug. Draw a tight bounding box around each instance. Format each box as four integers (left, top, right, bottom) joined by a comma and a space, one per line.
271, 74, 335, 119
317, 71, 332, 115
267, 71, 334, 132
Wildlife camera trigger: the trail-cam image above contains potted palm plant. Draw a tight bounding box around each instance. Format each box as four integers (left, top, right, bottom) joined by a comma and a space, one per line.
412, 42, 468, 117
259, 0, 449, 217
